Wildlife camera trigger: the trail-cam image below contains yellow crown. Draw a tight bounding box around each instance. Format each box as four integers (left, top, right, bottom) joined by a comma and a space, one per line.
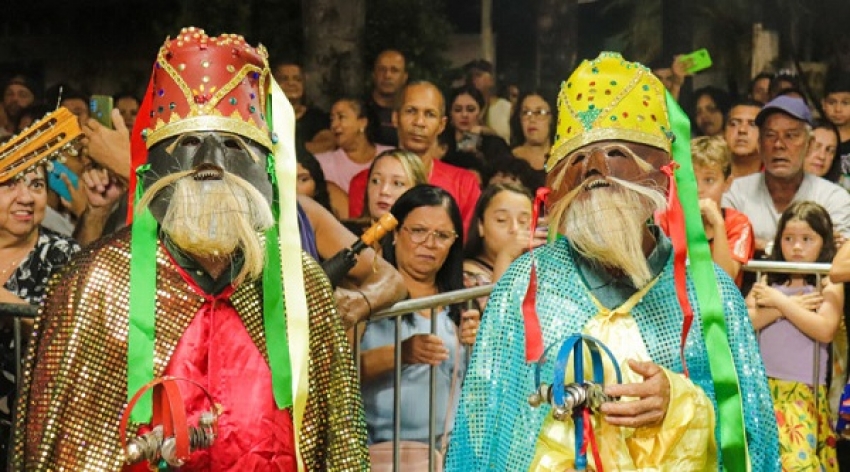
546, 52, 673, 172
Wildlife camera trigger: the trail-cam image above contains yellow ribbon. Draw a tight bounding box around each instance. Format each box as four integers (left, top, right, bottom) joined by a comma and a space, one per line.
268, 80, 310, 472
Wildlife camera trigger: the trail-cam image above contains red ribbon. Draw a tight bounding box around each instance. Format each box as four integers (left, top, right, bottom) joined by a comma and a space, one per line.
658, 162, 693, 377
580, 407, 604, 472
522, 187, 550, 362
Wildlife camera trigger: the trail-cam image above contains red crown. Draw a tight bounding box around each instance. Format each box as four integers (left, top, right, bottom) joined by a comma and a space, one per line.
143, 27, 272, 150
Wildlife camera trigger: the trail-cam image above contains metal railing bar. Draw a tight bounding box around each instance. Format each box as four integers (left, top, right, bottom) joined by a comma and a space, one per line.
0, 303, 37, 319
742, 261, 831, 275
367, 285, 494, 321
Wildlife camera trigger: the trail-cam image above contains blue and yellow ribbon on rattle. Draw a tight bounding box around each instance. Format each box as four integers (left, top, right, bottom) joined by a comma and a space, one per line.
528, 334, 622, 471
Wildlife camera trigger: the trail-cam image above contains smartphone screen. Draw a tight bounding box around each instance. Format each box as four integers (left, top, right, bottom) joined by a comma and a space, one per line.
90, 94, 113, 128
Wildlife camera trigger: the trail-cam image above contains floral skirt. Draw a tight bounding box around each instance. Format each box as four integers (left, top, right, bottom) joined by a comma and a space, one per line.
770, 378, 837, 471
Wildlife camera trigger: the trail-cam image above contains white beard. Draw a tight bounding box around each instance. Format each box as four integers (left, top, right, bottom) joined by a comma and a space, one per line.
139, 171, 275, 285
559, 178, 667, 287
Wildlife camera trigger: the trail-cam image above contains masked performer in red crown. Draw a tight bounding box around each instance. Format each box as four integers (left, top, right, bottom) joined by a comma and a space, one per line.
13, 27, 368, 471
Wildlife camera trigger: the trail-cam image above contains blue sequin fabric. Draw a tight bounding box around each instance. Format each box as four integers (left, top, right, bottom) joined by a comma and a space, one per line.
445, 237, 780, 471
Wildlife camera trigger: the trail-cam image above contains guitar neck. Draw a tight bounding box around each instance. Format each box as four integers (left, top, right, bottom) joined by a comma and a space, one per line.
0, 107, 82, 183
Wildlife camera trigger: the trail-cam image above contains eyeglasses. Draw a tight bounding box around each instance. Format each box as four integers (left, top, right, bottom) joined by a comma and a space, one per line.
520, 109, 552, 119
402, 226, 458, 246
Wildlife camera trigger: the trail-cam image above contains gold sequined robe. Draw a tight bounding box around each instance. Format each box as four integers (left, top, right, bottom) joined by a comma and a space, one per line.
12, 228, 369, 471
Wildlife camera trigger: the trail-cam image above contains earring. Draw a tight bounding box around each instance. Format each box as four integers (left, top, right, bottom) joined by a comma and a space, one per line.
359, 128, 365, 134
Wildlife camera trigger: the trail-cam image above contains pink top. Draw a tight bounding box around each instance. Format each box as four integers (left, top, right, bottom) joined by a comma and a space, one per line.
315, 145, 392, 193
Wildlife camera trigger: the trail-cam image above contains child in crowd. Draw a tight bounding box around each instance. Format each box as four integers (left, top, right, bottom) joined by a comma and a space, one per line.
657, 136, 754, 285
821, 72, 850, 191
747, 201, 842, 471
462, 183, 546, 310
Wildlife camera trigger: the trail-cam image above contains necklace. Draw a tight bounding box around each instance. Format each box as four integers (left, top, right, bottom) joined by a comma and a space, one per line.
0, 250, 30, 280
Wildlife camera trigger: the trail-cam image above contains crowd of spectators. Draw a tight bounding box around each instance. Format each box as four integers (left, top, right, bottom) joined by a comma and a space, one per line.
4, 46, 850, 468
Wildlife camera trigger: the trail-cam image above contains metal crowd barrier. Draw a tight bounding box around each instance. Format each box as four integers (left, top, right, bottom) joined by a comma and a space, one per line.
362, 260, 835, 471
0, 302, 37, 471
1, 259, 831, 470
0, 303, 37, 393
352, 284, 493, 472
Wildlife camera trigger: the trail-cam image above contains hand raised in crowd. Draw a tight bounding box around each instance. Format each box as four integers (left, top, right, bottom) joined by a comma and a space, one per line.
492, 217, 549, 282
834, 231, 846, 250
601, 359, 671, 428
698, 198, 724, 235
749, 279, 791, 310
334, 287, 371, 330
790, 291, 825, 312
402, 333, 448, 366
81, 109, 131, 184
81, 167, 123, 213
670, 55, 689, 84
59, 173, 88, 219
459, 308, 481, 346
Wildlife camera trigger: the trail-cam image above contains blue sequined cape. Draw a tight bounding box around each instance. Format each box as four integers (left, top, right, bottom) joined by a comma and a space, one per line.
445, 236, 780, 471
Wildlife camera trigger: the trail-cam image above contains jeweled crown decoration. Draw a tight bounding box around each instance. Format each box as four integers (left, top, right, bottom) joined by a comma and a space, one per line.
546, 52, 673, 172
143, 26, 272, 151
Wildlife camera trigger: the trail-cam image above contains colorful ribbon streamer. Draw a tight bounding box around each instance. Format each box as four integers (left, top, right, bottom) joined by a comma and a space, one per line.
665, 91, 750, 471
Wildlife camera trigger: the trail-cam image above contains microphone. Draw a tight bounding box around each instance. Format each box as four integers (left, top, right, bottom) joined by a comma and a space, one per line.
321, 213, 398, 287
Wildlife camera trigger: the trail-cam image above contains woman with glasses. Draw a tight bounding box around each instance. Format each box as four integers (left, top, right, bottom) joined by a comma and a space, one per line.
0, 167, 80, 464
509, 90, 556, 172
440, 85, 512, 175
359, 184, 480, 453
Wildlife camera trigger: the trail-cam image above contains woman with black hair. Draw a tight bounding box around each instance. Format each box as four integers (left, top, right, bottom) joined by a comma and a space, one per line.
440, 85, 512, 172
295, 148, 347, 218
509, 89, 556, 172
692, 85, 732, 137
359, 184, 480, 449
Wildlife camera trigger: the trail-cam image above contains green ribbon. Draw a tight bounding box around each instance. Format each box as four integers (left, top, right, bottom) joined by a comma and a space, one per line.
263, 151, 293, 409
127, 164, 159, 423
665, 92, 750, 471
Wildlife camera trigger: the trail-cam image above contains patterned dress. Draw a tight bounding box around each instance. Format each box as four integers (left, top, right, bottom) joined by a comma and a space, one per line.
759, 284, 838, 471
0, 227, 80, 465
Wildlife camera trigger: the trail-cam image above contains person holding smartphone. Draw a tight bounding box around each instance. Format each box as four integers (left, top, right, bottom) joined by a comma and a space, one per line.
439, 85, 512, 174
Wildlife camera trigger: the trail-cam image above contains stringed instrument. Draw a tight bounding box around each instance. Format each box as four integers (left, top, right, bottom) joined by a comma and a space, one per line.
0, 107, 82, 183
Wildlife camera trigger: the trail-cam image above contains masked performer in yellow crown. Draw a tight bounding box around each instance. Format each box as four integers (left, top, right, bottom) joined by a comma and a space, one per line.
13, 27, 368, 471
445, 52, 779, 471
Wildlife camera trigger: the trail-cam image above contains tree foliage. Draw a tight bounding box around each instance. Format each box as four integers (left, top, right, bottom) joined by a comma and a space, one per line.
363, 0, 454, 88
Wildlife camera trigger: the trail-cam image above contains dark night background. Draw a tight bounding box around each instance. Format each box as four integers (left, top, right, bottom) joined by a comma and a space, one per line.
0, 0, 624, 98
0, 0, 847, 107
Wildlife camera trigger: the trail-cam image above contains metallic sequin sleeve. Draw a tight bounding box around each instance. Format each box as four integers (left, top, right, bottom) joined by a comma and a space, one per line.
298, 252, 370, 471
12, 228, 369, 470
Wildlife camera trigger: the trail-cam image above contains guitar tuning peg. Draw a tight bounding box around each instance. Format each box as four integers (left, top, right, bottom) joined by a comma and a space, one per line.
63, 144, 78, 158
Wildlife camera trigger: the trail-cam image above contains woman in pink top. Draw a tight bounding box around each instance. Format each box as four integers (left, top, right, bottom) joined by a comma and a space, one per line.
315, 98, 392, 198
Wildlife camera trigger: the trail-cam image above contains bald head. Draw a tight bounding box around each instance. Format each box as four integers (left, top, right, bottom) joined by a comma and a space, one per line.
373, 50, 408, 99
392, 81, 447, 157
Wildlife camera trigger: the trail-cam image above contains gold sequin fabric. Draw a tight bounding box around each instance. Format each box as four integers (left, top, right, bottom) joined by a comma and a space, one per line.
12, 227, 369, 471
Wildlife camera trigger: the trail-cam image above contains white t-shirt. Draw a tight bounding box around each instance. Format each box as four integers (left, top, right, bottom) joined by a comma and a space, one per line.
485, 98, 512, 143
722, 172, 850, 245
